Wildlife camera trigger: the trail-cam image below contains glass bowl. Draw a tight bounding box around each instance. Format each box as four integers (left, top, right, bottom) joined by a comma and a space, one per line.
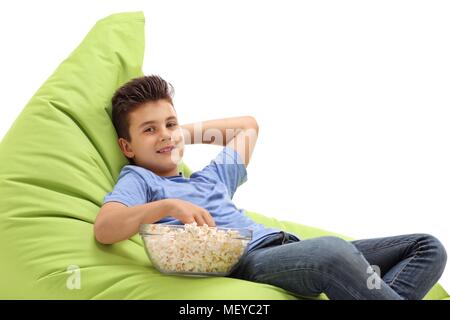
139, 223, 253, 277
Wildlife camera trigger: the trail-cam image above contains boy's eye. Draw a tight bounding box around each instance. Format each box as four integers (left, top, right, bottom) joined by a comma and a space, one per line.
144, 123, 177, 133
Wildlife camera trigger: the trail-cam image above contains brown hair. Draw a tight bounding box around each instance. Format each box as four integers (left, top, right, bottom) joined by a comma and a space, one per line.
111, 75, 175, 142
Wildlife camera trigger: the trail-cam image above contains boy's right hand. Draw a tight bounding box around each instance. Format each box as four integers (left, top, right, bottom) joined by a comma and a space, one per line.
165, 198, 216, 227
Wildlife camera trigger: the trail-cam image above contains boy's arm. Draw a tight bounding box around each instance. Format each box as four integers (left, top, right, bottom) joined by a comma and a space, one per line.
181, 116, 259, 167
94, 199, 216, 244
94, 200, 171, 244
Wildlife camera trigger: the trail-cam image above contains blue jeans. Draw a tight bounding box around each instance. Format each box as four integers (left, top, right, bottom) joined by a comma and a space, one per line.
228, 232, 447, 300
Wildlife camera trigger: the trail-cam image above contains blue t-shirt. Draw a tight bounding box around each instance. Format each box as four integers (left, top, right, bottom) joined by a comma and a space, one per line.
103, 146, 290, 251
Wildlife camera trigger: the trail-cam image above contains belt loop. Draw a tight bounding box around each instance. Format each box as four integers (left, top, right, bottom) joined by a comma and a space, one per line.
281, 231, 289, 244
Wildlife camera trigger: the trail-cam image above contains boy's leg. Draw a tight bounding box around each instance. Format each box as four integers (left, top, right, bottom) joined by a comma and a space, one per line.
229, 235, 403, 300
350, 233, 447, 300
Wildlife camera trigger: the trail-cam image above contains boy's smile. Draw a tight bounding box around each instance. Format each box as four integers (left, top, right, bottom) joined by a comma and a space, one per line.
156, 145, 176, 154
117, 99, 184, 176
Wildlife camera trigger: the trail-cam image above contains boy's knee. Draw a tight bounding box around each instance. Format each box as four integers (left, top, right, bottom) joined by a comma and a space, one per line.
411, 233, 447, 277
424, 234, 447, 272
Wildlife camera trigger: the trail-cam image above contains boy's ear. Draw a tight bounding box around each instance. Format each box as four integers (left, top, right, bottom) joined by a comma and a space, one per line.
117, 138, 134, 158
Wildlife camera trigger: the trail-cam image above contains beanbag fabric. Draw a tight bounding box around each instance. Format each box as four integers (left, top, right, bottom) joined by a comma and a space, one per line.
0, 11, 447, 300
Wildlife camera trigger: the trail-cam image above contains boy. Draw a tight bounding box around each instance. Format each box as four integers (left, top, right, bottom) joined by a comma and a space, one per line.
95, 75, 447, 300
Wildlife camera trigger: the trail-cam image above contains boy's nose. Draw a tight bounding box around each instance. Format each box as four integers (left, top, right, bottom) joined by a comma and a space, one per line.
160, 130, 172, 142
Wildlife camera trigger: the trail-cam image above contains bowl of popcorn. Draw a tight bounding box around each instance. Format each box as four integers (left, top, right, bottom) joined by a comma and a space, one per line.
139, 222, 253, 277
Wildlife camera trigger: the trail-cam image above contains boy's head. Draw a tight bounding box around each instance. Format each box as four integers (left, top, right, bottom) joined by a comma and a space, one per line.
111, 75, 184, 176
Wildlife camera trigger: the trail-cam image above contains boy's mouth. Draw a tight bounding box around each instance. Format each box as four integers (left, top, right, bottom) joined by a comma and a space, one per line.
156, 145, 176, 154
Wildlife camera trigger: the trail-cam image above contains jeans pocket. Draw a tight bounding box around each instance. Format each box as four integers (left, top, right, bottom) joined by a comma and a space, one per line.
247, 232, 285, 254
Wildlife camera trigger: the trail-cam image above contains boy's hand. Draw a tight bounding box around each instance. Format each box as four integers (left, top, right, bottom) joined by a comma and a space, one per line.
165, 199, 216, 227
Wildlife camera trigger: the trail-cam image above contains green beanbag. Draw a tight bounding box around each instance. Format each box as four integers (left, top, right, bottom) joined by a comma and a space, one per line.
0, 11, 447, 300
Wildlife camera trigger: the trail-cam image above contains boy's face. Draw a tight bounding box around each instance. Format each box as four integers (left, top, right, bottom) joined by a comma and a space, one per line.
118, 99, 184, 176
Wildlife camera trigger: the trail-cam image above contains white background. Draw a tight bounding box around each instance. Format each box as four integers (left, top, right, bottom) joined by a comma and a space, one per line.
1, 0, 449, 291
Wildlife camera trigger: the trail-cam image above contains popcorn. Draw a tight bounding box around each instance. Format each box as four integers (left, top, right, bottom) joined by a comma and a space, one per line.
141, 222, 251, 275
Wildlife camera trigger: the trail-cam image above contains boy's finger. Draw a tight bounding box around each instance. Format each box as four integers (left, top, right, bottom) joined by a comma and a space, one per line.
206, 213, 216, 227
195, 215, 207, 227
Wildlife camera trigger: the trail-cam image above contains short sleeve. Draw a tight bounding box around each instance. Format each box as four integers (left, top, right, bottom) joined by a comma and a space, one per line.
103, 170, 149, 207
194, 146, 248, 199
